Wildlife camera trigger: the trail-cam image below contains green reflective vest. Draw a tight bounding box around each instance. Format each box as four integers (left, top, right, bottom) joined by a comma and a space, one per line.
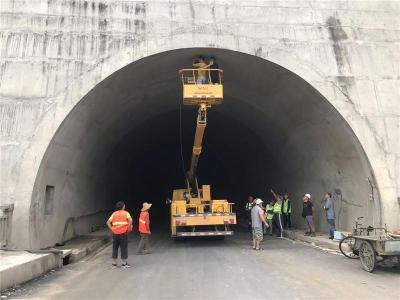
283, 198, 291, 213
245, 202, 254, 211
273, 200, 282, 213
265, 204, 274, 220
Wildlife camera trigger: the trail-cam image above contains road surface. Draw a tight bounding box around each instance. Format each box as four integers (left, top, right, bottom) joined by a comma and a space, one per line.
4, 231, 400, 300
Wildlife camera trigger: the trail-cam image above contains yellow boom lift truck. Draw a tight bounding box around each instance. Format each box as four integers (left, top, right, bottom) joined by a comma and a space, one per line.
170, 68, 237, 237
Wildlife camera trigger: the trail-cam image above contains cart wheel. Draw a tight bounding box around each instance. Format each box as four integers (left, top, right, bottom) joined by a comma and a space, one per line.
339, 236, 359, 259
359, 241, 376, 272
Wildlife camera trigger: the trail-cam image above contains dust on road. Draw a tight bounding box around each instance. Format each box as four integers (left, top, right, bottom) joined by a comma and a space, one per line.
4, 232, 400, 300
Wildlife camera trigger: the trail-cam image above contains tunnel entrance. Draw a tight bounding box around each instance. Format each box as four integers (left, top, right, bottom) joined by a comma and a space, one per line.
30, 48, 379, 248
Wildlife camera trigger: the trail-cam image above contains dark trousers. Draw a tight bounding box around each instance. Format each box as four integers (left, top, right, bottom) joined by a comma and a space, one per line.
327, 219, 336, 238
272, 213, 283, 237
267, 219, 273, 235
247, 218, 252, 233
283, 213, 291, 229
112, 233, 128, 260
137, 233, 150, 253
246, 212, 252, 232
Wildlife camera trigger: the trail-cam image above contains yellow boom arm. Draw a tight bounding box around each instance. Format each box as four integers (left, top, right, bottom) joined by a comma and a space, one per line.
186, 103, 207, 196
178, 68, 223, 196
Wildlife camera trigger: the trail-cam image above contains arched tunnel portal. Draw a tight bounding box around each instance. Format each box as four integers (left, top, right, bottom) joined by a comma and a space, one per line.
30, 48, 379, 248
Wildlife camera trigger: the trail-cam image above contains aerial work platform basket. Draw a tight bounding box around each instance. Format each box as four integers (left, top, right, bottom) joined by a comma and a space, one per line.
179, 69, 223, 106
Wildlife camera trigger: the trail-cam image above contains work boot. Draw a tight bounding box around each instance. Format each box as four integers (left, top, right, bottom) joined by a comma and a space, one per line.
310, 232, 316, 237
304, 232, 311, 236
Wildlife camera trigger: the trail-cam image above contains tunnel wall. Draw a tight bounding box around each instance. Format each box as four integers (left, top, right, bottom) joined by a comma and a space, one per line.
0, 0, 399, 249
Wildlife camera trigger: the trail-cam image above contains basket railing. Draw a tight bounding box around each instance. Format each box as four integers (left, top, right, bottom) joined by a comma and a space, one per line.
179, 69, 223, 85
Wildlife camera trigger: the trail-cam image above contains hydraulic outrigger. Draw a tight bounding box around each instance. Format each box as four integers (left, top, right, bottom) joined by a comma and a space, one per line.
170, 68, 237, 237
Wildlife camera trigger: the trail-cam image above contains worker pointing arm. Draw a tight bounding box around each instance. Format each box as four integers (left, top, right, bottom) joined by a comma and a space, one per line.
270, 189, 282, 204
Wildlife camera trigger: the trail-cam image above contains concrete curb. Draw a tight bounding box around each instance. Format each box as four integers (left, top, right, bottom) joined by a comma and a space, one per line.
284, 230, 340, 252
68, 235, 111, 263
0, 234, 110, 291
0, 251, 62, 291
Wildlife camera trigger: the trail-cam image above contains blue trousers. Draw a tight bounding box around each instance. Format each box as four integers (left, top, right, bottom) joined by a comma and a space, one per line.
327, 219, 336, 238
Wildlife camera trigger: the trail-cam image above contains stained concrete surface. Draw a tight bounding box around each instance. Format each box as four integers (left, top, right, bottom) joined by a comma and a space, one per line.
26, 48, 380, 250
4, 232, 399, 300
1, 0, 400, 251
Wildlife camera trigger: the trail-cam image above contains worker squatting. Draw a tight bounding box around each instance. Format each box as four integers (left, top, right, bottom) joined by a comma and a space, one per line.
245, 191, 336, 250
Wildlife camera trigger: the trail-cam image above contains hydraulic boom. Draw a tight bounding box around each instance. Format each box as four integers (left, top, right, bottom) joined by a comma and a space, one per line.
169, 68, 236, 238
186, 103, 207, 196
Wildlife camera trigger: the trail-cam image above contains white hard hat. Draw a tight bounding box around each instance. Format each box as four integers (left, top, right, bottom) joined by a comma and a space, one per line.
255, 198, 263, 205
305, 193, 311, 199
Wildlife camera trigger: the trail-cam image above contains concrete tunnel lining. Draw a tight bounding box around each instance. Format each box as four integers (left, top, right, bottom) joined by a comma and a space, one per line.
30, 48, 378, 249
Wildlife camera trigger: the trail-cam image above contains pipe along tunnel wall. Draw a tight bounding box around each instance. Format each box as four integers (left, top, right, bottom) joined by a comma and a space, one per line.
30, 49, 378, 248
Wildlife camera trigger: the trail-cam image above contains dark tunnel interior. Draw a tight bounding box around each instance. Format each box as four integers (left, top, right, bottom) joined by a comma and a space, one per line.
30, 48, 377, 248
108, 107, 276, 229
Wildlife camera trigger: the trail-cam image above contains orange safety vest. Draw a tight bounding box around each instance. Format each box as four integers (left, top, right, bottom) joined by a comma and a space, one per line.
138, 211, 150, 233
110, 210, 131, 234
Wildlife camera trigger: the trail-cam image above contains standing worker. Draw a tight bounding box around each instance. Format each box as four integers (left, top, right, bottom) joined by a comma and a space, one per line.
323, 192, 336, 239
302, 194, 316, 237
106, 201, 133, 268
265, 199, 275, 236
192, 56, 210, 84
251, 198, 269, 250
245, 196, 255, 232
208, 56, 220, 84
282, 192, 292, 229
137, 202, 152, 255
271, 189, 284, 238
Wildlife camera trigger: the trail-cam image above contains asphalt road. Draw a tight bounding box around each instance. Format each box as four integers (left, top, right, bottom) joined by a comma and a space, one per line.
5, 231, 400, 300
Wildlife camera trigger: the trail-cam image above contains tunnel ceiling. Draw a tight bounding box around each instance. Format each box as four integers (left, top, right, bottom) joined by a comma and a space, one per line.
33, 48, 376, 243
49, 48, 355, 170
